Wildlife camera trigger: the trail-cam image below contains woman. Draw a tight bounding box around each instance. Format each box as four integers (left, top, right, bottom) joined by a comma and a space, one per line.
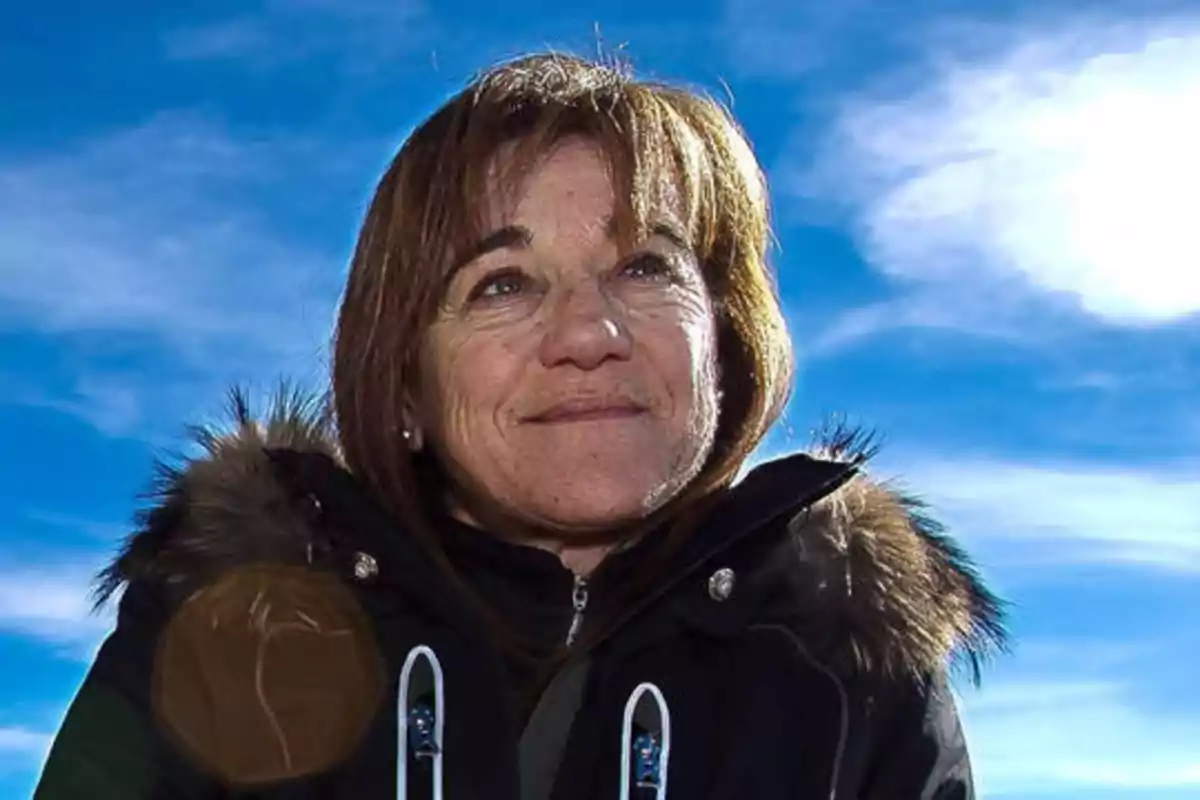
36, 52, 1005, 799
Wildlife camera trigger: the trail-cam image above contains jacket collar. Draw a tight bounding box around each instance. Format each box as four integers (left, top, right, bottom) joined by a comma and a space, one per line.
97, 388, 1007, 682
670, 452, 861, 583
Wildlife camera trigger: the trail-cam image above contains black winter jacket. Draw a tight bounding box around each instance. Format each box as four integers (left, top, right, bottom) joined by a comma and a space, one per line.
35, 397, 1006, 800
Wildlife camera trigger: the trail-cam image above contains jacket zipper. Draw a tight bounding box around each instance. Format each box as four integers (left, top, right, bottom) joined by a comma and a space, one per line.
564, 574, 589, 647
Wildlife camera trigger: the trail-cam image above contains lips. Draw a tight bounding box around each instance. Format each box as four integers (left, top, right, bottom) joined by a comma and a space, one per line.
524, 398, 649, 424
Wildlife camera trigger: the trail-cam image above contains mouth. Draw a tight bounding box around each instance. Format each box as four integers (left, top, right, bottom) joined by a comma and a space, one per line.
524, 399, 649, 424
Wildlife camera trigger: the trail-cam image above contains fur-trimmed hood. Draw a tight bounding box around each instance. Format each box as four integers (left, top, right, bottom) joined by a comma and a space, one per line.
97, 389, 1007, 682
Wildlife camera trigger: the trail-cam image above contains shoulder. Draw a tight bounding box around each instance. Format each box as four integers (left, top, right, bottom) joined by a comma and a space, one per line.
766, 429, 1008, 684
92, 388, 388, 785
96, 387, 344, 606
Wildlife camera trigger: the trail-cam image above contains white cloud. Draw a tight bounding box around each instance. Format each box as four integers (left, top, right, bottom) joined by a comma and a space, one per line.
0, 114, 343, 434
0, 728, 50, 757
163, 0, 427, 67
792, 15, 1200, 335
799, 288, 1055, 356
962, 676, 1200, 795
18, 512, 128, 544
17, 373, 145, 438
0, 726, 51, 781
726, 0, 876, 78
0, 114, 338, 357
893, 458, 1200, 572
0, 561, 115, 657
0, 727, 51, 785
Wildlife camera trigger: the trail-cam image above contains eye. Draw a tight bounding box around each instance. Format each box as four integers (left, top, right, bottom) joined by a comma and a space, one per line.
620, 253, 675, 282
466, 268, 531, 303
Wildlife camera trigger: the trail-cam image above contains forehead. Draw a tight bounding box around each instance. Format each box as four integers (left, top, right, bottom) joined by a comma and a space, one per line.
491, 139, 612, 220
480, 136, 688, 239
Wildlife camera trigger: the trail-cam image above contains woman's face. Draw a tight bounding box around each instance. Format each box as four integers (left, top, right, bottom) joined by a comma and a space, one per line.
419, 137, 720, 535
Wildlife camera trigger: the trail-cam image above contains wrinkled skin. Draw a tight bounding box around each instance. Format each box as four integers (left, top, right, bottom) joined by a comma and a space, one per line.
417, 138, 721, 569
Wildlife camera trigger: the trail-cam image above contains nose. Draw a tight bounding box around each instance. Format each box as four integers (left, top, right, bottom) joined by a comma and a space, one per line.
538, 281, 633, 370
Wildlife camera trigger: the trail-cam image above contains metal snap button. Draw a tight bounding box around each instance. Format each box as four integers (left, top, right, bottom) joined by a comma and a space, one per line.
352, 551, 379, 581
707, 567, 735, 602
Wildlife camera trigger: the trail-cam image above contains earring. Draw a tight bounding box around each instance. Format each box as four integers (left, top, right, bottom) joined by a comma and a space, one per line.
401, 429, 412, 442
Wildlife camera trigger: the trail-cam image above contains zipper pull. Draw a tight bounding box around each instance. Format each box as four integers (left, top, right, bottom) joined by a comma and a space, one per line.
564, 574, 589, 647
397, 645, 445, 800
620, 683, 671, 800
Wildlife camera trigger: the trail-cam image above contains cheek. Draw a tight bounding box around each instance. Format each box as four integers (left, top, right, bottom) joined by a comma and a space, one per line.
637, 296, 720, 412
686, 303, 720, 375
423, 327, 525, 443
683, 310, 721, 417
676, 290, 720, 386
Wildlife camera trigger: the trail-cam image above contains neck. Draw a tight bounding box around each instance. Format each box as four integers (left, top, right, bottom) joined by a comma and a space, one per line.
446, 505, 622, 577
535, 539, 616, 577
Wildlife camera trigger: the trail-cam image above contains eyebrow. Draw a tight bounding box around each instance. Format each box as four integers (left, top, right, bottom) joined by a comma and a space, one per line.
646, 219, 691, 252
451, 225, 533, 273
606, 216, 692, 252
451, 216, 692, 275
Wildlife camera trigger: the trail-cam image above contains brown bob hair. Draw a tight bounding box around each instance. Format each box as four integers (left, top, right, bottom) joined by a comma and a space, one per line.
333, 51, 793, 542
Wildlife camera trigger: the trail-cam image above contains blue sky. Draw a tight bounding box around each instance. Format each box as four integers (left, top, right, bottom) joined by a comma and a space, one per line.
2, 1, 1198, 797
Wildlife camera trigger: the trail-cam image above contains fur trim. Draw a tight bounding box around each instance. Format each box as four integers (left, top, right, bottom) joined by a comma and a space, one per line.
788, 474, 1007, 684
791, 418, 1008, 681
96, 388, 1007, 679
94, 386, 339, 606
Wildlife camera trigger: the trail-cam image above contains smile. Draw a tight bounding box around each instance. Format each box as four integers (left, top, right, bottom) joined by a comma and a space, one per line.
524, 400, 649, 424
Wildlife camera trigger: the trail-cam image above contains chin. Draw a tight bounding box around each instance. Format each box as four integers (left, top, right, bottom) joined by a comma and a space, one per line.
523, 475, 670, 533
